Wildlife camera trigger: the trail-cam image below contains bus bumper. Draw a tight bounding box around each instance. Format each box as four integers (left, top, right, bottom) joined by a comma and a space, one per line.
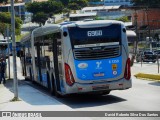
64, 78, 132, 94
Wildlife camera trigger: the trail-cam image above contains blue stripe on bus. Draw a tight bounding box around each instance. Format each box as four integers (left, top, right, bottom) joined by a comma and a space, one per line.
74, 56, 122, 80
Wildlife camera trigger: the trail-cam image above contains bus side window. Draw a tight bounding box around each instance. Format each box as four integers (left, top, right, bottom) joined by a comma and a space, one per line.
57, 41, 61, 56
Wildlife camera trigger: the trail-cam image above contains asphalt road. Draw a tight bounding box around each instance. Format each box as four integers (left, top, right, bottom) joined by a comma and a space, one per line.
4, 58, 160, 119
57, 76, 160, 111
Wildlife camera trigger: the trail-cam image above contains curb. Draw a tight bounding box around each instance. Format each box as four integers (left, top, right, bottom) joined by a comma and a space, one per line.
134, 73, 160, 81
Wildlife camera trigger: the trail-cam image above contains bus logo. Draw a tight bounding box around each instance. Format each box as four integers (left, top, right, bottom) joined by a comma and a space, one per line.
112, 64, 117, 70
113, 71, 117, 75
78, 63, 88, 69
96, 61, 102, 69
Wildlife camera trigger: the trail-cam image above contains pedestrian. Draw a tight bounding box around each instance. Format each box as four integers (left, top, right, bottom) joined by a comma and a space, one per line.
0, 58, 6, 84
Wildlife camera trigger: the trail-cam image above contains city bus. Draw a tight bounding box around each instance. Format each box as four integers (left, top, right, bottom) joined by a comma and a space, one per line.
20, 20, 132, 97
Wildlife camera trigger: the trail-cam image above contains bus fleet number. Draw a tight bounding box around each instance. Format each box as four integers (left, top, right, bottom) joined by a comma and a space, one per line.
87, 30, 102, 37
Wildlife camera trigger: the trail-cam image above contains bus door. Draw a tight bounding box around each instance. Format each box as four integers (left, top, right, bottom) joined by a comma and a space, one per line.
36, 42, 42, 82
36, 38, 51, 88
52, 33, 61, 92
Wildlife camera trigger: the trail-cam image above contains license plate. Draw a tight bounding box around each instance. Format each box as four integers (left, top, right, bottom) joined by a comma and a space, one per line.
92, 85, 109, 90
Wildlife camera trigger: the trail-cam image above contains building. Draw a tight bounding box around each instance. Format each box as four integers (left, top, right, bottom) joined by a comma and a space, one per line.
69, 12, 97, 21
82, 6, 121, 13
131, 8, 160, 41
104, 0, 132, 6
82, 5, 132, 20
0, 3, 25, 19
132, 9, 160, 30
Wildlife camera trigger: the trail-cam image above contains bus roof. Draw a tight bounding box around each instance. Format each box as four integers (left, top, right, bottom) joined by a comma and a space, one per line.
21, 24, 60, 43
33, 24, 60, 37
63, 20, 124, 28
21, 20, 125, 43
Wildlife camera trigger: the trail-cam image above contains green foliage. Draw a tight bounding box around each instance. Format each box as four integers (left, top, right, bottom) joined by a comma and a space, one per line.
116, 16, 129, 22
0, 12, 22, 38
68, 2, 79, 10
68, 0, 88, 10
26, 1, 63, 26
59, 0, 70, 6
88, 0, 102, 2
32, 12, 48, 26
0, 0, 8, 4
25, 2, 42, 14
62, 8, 70, 13
95, 16, 104, 20
26, 1, 63, 14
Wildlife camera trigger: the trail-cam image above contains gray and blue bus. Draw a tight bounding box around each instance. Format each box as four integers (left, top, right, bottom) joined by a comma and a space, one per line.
20, 20, 131, 96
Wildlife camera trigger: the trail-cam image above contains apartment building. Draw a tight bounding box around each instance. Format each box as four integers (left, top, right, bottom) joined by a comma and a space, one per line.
104, 0, 132, 6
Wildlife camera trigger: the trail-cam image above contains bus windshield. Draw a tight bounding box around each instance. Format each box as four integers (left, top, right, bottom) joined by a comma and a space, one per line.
68, 24, 121, 48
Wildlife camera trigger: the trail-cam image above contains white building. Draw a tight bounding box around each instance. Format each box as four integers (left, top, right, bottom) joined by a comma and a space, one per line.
104, 0, 132, 6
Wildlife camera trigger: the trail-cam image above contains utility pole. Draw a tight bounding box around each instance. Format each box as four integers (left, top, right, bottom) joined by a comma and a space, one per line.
146, 0, 152, 51
7, 26, 11, 79
11, 0, 18, 101
134, 10, 138, 56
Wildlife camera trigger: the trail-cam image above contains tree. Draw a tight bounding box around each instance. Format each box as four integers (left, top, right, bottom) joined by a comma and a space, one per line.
0, 0, 8, 4
76, 0, 88, 8
131, 0, 160, 7
32, 12, 48, 26
26, 1, 63, 26
59, 0, 70, 6
0, 12, 22, 38
68, 3, 79, 10
69, 0, 88, 10
116, 16, 130, 22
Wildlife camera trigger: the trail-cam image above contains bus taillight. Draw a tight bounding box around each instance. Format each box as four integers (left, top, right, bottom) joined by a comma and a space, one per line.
124, 58, 131, 80
65, 63, 75, 86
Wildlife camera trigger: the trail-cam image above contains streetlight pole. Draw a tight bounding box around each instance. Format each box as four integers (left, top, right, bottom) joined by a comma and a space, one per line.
134, 11, 138, 55
7, 26, 10, 80
11, 0, 18, 101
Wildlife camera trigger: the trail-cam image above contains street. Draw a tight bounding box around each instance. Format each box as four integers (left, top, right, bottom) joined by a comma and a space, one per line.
1, 58, 160, 119
57, 77, 160, 111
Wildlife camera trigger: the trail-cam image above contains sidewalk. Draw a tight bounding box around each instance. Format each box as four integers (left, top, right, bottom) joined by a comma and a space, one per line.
0, 79, 92, 120
0, 79, 73, 111
131, 62, 160, 80
0, 57, 92, 119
